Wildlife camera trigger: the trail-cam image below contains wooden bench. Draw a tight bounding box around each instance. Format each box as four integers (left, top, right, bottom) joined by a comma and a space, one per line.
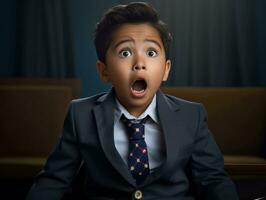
161, 87, 266, 179
0, 79, 81, 178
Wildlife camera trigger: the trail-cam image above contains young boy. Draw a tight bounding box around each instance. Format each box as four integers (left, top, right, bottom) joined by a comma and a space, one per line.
27, 2, 238, 200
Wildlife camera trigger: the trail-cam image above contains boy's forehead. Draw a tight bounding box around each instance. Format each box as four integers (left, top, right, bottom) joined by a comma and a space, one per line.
110, 23, 163, 47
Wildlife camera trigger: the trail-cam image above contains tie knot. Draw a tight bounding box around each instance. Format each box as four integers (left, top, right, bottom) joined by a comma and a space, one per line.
121, 115, 148, 141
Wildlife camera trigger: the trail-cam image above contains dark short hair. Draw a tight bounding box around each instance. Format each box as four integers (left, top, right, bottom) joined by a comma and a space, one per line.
94, 2, 172, 63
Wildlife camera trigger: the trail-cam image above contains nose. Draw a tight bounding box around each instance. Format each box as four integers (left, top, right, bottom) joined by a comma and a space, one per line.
133, 65, 146, 71
132, 54, 146, 71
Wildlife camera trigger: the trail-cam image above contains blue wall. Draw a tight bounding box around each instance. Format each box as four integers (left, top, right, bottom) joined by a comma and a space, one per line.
0, 0, 17, 76
68, 0, 120, 97
256, 0, 266, 86
1, 0, 265, 97
0, 0, 118, 97
69, 0, 266, 94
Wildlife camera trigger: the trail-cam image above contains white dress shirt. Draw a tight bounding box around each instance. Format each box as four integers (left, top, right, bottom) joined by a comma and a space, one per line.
114, 95, 166, 170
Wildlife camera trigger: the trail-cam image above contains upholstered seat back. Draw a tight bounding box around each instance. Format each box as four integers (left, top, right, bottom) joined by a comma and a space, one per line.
0, 85, 72, 157
161, 87, 266, 156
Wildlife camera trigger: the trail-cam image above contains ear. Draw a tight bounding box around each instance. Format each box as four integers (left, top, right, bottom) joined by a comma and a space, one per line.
96, 60, 109, 82
162, 59, 171, 81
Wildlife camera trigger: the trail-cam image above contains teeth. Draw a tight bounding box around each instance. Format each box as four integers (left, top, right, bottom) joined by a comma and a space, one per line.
133, 89, 145, 93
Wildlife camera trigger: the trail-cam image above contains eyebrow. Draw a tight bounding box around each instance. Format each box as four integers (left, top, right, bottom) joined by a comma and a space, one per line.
113, 38, 162, 50
113, 39, 132, 49
145, 39, 162, 50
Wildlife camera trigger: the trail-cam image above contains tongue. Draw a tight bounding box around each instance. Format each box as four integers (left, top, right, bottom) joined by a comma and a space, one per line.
132, 80, 146, 91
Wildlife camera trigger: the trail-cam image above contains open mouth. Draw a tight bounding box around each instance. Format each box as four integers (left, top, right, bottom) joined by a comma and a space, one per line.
131, 79, 147, 96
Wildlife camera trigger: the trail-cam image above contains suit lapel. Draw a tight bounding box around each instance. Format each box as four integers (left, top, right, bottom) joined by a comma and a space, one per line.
92, 89, 136, 186
142, 90, 182, 186
92, 89, 184, 187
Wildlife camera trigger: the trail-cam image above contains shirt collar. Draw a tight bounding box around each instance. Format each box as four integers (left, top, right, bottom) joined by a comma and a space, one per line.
114, 94, 158, 124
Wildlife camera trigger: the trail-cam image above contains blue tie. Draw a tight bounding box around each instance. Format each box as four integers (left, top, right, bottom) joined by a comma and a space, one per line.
122, 115, 150, 184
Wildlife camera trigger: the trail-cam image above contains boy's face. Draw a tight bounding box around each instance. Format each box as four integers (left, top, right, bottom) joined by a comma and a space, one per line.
97, 23, 171, 117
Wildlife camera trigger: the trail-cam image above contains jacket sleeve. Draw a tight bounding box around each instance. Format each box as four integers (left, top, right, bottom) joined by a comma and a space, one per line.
191, 104, 239, 200
26, 101, 82, 200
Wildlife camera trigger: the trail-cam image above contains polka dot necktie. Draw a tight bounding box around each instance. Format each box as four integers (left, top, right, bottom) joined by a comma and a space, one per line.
122, 115, 150, 184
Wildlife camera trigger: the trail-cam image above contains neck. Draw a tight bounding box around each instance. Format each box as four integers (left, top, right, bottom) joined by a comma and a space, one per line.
126, 106, 147, 118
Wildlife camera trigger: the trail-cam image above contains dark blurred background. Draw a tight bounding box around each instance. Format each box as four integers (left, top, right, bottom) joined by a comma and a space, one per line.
0, 0, 266, 199
1, 0, 265, 96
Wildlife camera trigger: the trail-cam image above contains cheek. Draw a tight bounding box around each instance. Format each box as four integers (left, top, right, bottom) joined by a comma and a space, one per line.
109, 65, 130, 84
151, 75, 164, 87
107, 59, 124, 75
150, 61, 167, 77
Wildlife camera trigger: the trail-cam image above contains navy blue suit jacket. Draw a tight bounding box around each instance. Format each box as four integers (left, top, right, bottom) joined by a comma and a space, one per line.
26, 89, 238, 200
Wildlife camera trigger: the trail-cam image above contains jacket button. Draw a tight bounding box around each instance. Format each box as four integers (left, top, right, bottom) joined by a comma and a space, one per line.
134, 190, 143, 199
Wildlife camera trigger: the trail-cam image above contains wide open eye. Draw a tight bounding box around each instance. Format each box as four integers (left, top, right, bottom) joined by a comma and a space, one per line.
147, 50, 158, 57
119, 50, 132, 58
